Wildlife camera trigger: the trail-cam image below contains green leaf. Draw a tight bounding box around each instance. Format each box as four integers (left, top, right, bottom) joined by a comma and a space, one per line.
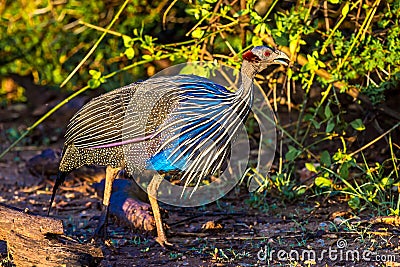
286, 146, 301, 161
348, 196, 360, 210
89, 70, 101, 80
251, 36, 263, 47
124, 47, 135, 59
339, 162, 350, 179
320, 151, 331, 166
380, 177, 392, 187
317, 60, 326, 68
289, 38, 299, 55
324, 105, 333, 118
311, 119, 321, 129
389, 208, 400, 216
305, 162, 317, 173
122, 35, 133, 47
305, 115, 321, 129
326, 118, 335, 133
295, 185, 307, 196
88, 79, 101, 89
191, 28, 204, 39
142, 54, 153, 60
350, 119, 366, 131
315, 177, 332, 188
287, 68, 293, 79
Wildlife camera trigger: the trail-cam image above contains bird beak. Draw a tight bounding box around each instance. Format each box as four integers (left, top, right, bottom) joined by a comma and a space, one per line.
273, 51, 290, 66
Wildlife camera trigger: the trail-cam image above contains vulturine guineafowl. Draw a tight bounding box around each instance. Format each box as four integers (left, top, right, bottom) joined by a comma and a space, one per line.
49, 46, 289, 247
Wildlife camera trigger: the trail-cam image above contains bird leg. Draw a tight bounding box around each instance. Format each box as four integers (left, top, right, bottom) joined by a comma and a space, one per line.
94, 165, 120, 238
147, 174, 171, 247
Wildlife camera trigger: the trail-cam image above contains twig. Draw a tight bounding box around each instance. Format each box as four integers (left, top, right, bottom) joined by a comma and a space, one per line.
162, 0, 179, 30
348, 121, 400, 157
60, 0, 131, 88
78, 20, 124, 37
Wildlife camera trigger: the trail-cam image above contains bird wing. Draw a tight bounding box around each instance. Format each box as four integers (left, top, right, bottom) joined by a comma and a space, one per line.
64, 76, 196, 149
64, 83, 139, 148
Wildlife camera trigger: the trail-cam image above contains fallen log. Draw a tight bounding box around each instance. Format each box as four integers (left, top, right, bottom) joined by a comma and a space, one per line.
92, 178, 156, 232
0, 204, 63, 241
0, 204, 103, 267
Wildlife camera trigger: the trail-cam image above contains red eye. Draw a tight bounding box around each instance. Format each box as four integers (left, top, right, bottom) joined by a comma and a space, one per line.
264, 50, 271, 57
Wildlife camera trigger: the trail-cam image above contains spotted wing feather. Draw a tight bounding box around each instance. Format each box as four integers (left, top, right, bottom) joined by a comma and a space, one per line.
65, 84, 138, 148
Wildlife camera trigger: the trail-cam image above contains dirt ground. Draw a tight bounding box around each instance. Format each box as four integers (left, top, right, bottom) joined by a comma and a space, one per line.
1, 155, 399, 267
1, 78, 399, 267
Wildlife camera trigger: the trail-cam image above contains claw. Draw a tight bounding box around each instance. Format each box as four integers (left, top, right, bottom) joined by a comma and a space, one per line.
157, 238, 177, 250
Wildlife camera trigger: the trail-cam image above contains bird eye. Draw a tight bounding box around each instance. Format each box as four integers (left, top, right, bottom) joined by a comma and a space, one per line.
264, 51, 271, 57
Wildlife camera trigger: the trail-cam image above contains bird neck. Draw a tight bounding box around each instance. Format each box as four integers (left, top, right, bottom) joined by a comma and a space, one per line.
235, 60, 257, 103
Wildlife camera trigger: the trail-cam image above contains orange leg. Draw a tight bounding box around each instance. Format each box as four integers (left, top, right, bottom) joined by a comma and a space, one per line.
147, 174, 172, 247
94, 166, 120, 238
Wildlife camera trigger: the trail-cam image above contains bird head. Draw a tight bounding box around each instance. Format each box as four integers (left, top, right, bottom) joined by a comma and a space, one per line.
242, 46, 290, 73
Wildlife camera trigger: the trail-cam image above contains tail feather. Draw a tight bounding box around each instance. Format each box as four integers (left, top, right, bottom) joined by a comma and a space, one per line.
48, 171, 68, 215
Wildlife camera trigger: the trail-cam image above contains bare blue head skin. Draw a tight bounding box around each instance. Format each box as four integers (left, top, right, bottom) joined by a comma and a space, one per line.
241, 46, 290, 77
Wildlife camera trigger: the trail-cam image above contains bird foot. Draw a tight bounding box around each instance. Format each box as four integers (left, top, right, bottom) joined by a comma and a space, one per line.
154, 237, 178, 250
